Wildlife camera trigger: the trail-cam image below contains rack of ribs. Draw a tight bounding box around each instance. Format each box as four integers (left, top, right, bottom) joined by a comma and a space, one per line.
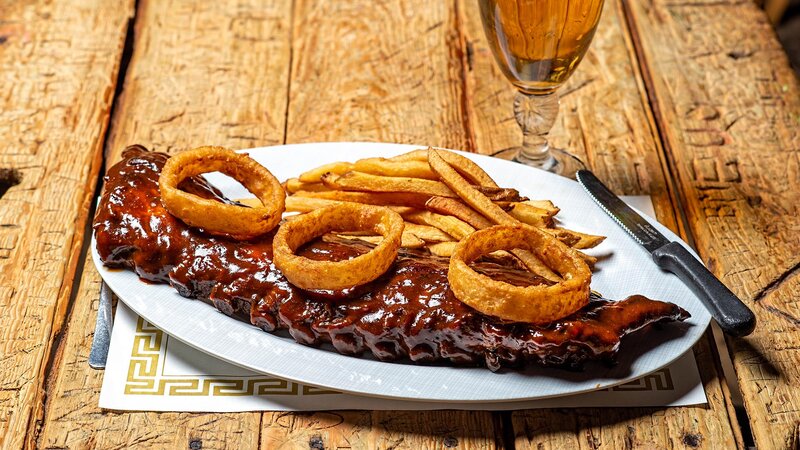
93, 146, 689, 371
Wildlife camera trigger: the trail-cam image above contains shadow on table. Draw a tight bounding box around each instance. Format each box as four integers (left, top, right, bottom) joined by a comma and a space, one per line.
729, 337, 783, 381
268, 409, 505, 447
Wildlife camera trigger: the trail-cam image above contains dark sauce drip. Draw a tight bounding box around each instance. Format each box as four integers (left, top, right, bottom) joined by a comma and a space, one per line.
93, 147, 689, 371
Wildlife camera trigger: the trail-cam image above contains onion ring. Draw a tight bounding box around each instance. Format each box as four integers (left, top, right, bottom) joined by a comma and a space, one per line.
273, 203, 404, 291
159, 146, 285, 239
448, 224, 591, 324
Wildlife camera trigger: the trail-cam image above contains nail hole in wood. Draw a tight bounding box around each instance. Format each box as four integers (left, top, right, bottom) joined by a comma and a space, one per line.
309, 434, 325, 450
681, 432, 702, 448
188, 438, 202, 450
0, 169, 22, 200
443, 436, 459, 448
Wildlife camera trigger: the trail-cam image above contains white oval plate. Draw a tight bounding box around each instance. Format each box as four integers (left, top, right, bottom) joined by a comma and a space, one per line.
92, 142, 710, 403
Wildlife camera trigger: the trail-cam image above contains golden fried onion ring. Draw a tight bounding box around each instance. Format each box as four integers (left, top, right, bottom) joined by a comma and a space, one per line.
273, 203, 404, 291
448, 224, 591, 324
159, 146, 285, 239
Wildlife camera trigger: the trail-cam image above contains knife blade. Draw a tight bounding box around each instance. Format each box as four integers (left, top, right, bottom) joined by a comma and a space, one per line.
576, 170, 756, 337
88, 282, 114, 369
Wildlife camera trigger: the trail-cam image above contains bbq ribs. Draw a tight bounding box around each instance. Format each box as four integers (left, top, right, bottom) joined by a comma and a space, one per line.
93, 147, 689, 371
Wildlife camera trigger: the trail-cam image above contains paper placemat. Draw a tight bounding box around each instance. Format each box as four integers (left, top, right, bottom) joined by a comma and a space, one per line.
99, 196, 707, 412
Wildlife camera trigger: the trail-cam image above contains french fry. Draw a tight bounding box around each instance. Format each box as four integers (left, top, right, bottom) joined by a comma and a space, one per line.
543, 228, 606, 249
428, 241, 458, 257
403, 211, 475, 240
400, 232, 428, 249
389, 147, 499, 189
292, 190, 432, 208
319, 172, 340, 189
284, 178, 330, 194
541, 228, 579, 247
425, 196, 493, 229
353, 157, 438, 180
336, 232, 426, 249
387, 206, 419, 216
286, 195, 415, 216
403, 222, 456, 242
508, 202, 554, 227
428, 149, 562, 281
389, 149, 429, 162
431, 146, 498, 187
275, 152, 604, 282
298, 162, 353, 183
428, 150, 515, 226
511, 249, 563, 282
323, 171, 457, 197
321, 171, 522, 201
477, 186, 526, 202
523, 200, 560, 216
285, 196, 343, 212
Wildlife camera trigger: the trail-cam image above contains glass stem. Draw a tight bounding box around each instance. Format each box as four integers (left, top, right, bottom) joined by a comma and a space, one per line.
513, 91, 559, 169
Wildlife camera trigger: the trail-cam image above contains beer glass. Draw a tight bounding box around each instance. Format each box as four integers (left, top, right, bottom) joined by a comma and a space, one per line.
479, 0, 605, 176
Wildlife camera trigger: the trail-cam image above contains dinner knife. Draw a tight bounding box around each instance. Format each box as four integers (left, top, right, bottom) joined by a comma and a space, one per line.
576, 170, 756, 337
88, 282, 114, 369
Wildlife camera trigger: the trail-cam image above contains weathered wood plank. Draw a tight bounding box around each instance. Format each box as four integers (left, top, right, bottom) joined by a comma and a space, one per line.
262, 411, 498, 450
0, 0, 133, 447
37, 0, 292, 448
105, 0, 293, 160
623, 0, 800, 448
459, 0, 740, 447
284, 0, 472, 151
259, 1, 498, 448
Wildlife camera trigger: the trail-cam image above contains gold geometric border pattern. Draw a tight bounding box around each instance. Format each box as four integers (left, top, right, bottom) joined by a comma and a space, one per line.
125, 317, 337, 396
609, 368, 674, 392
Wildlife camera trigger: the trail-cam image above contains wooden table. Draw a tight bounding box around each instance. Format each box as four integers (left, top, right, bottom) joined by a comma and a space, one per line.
1, 0, 798, 448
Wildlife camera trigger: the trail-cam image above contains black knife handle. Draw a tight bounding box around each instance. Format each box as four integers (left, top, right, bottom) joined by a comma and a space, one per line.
652, 242, 756, 337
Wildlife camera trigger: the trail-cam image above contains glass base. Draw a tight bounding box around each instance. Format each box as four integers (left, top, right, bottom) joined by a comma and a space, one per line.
490, 147, 586, 179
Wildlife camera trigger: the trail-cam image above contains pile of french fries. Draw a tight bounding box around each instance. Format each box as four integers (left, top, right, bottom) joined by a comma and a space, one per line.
250, 148, 606, 281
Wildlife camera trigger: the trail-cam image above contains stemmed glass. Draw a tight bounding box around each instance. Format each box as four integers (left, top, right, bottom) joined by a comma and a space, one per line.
478, 0, 605, 177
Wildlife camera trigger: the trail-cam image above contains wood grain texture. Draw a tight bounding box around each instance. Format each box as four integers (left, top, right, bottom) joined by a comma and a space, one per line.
459, 0, 739, 447
37, 0, 292, 448
259, 1, 497, 448
285, 0, 473, 151
623, 0, 800, 448
262, 411, 498, 450
105, 0, 294, 160
0, 0, 132, 448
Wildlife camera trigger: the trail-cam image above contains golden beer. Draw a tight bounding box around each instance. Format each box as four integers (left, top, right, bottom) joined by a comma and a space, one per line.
479, 0, 605, 94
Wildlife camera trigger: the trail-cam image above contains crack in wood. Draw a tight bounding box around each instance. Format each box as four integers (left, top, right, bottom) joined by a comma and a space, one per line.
0, 168, 22, 199
759, 304, 800, 327
752, 259, 800, 303
453, 0, 478, 153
